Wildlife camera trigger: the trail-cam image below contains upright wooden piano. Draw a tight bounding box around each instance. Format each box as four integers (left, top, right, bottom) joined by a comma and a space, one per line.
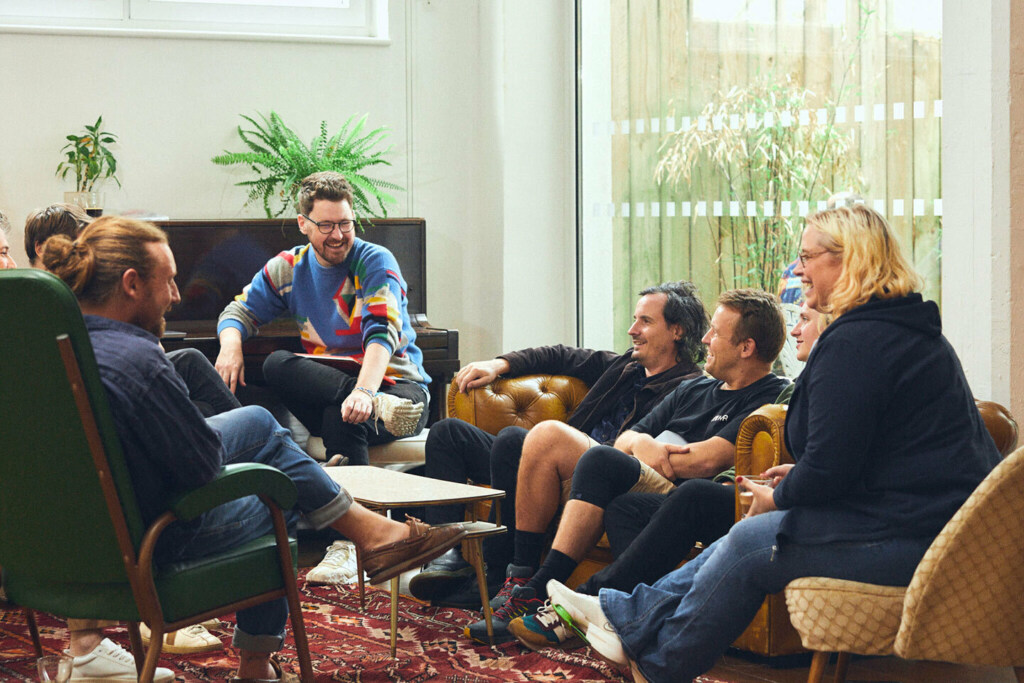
157, 218, 459, 424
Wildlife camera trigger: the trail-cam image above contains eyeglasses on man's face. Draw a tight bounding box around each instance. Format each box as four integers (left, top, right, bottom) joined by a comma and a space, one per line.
301, 214, 355, 235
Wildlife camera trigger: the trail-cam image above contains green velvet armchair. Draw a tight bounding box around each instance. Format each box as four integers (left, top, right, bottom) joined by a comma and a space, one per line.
0, 269, 312, 683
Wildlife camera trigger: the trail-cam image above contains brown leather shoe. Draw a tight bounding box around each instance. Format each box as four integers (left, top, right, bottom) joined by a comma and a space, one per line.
363, 517, 468, 584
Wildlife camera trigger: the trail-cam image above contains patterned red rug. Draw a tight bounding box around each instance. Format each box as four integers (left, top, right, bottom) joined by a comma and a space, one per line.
0, 572, 727, 682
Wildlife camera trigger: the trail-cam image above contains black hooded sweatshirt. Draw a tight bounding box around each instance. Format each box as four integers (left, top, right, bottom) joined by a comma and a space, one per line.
775, 294, 1000, 545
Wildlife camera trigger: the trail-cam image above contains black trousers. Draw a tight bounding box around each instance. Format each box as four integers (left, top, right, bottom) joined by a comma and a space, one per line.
577, 478, 736, 594
423, 417, 527, 577
262, 349, 428, 466
167, 347, 242, 417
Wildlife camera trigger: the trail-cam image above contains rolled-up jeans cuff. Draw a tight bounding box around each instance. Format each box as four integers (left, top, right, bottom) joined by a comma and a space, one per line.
232, 626, 285, 653
305, 487, 353, 530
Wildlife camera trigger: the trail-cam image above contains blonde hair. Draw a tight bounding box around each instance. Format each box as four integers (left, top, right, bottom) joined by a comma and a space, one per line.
41, 215, 167, 306
805, 204, 921, 319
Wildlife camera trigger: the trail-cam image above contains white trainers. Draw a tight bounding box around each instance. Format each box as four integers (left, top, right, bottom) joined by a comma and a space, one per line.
306, 540, 360, 584
67, 637, 174, 682
139, 622, 222, 654
371, 393, 424, 437
546, 579, 628, 666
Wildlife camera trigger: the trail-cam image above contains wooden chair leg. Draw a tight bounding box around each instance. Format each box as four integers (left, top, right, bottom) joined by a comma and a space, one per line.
285, 588, 314, 683
24, 609, 43, 658
126, 622, 145, 673
806, 651, 830, 683
833, 652, 850, 683
267, 501, 313, 683
138, 623, 164, 683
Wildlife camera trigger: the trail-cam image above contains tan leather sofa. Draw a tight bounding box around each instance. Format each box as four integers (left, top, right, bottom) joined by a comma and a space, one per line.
446, 374, 590, 434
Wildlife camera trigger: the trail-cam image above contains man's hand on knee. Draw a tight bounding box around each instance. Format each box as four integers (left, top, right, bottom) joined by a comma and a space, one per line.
341, 389, 373, 423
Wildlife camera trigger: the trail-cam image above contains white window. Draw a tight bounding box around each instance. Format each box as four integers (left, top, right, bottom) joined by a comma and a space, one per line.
0, 0, 388, 43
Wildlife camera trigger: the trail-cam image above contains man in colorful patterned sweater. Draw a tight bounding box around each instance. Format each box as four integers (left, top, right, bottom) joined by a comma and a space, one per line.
215, 171, 429, 468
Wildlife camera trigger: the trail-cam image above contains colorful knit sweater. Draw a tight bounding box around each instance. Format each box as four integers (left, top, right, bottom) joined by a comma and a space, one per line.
217, 239, 429, 389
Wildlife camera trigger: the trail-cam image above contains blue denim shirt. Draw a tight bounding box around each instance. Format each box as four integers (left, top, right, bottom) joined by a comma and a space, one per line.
84, 315, 223, 555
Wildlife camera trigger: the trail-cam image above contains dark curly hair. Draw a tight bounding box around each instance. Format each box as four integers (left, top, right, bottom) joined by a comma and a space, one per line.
639, 281, 709, 364
297, 171, 355, 216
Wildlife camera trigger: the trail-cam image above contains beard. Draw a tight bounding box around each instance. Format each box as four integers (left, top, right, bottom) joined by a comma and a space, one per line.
134, 309, 167, 338
312, 238, 352, 266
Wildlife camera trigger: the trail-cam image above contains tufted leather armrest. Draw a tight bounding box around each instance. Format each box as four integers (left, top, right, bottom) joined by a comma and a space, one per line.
734, 404, 791, 478
734, 404, 790, 522
446, 374, 591, 435
976, 399, 1018, 457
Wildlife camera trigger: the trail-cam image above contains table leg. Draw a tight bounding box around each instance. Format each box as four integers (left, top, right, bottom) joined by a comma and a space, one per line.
356, 547, 366, 611
390, 576, 399, 657
464, 537, 494, 640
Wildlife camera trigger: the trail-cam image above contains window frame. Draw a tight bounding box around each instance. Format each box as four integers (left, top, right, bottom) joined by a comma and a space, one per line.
0, 0, 389, 44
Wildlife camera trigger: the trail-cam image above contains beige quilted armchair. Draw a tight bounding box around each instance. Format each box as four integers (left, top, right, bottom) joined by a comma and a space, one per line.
730, 399, 1018, 659
785, 443, 1024, 683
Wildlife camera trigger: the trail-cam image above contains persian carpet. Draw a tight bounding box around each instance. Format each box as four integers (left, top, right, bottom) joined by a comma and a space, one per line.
0, 572, 727, 682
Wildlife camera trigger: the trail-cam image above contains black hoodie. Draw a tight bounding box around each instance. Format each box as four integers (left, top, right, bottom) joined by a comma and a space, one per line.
774, 294, 1000, 545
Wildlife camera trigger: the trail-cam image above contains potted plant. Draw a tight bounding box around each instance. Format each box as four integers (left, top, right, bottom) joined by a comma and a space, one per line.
655, 74, 864, 292
212, 111, 401, 222
55, 116, 120, 217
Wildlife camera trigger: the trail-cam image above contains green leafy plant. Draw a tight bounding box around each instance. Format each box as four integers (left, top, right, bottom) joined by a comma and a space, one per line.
55, 116, 121, 193
655, 74, 865, 291
212, 111, 401, 220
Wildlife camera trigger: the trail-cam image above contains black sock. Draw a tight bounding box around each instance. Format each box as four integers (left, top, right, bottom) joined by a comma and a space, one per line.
513, 530, 546, 571
525, 550, 579, 599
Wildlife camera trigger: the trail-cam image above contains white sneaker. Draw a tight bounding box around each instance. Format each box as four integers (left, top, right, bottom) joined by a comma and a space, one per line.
67, 637, 174, 682
546, 579, 628, 666
139, 622, 222, 654
306, 540, 359, 584
371, 394, 424, 437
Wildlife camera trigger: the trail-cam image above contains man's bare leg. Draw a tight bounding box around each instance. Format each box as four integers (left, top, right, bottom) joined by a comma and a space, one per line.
67, 622, 104, 656
515, 421, 597, 535
549, 499, 606, 562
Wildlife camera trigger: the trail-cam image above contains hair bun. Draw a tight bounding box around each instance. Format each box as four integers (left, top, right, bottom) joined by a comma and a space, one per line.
41, 234, 95, 295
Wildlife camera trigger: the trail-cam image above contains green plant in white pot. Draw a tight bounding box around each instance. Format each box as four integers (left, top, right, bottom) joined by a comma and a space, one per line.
55, 116, 120, 216
212, 111, 401, 221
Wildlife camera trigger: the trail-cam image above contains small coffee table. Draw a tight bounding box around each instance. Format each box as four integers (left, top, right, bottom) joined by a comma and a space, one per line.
323, 466, 506, 656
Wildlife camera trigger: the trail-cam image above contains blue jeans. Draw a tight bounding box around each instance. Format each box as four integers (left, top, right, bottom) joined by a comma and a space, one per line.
601, 511, 932, 683
164, 406, 353, 653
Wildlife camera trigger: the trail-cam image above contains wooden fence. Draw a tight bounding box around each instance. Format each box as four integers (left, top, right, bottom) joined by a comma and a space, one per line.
596, 0, 941, 347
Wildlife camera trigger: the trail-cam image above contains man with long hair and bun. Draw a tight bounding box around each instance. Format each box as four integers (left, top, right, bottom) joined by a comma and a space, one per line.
42, 216, 466, 682
541, 204, 1000, 682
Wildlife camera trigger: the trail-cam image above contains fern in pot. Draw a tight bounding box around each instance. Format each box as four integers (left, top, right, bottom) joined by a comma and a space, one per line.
212, 111, 401, 221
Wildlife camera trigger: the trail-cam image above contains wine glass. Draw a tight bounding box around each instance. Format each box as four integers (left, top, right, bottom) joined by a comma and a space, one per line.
36, 654, 73, 683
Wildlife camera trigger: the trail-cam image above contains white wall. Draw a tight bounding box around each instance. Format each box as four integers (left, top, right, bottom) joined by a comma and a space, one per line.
0, 0, 576, 365
942, 0, 1024, 416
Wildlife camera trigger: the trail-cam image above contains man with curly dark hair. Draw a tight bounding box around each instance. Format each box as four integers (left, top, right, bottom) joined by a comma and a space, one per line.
414, 282, 708, 609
